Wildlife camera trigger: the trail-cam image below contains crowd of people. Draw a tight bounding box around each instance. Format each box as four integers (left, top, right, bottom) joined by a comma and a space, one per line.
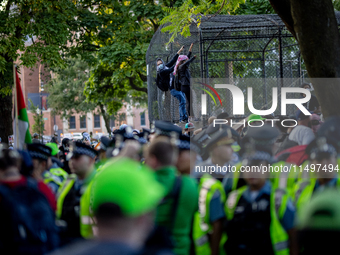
1, 97, 340, 255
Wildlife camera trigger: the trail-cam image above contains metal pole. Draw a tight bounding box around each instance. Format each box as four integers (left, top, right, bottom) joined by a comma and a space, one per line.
278, 27, 284, 114
40, 90, 43, 143
262, 51, 267, 108
13, 64, 19, 149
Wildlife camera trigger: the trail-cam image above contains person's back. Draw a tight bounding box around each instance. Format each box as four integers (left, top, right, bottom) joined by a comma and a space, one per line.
288, 124, 315, 145
0, 149, 59, 255
146, 137, 197, 255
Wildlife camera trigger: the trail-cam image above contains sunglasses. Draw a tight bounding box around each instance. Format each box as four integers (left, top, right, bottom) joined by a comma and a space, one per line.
310, 120, 320, 126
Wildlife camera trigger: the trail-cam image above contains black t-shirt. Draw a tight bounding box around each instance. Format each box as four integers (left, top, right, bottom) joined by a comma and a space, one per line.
302, 95, 319, 111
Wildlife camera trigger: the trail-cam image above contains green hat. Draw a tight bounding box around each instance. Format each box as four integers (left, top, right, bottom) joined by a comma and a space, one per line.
298, 190, 340, 231
248, 114, 266, 124
92, 158, 165, 217
46, 143, 59, 156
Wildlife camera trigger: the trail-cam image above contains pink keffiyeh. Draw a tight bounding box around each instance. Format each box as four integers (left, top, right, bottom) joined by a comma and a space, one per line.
173, 55, 189, 75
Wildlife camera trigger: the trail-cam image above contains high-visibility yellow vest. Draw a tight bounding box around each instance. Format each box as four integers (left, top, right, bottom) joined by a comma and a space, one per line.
294, 178, 340, 211
193, 174, 227, 255
56, 172, 96, 239
225, 186, 290, 255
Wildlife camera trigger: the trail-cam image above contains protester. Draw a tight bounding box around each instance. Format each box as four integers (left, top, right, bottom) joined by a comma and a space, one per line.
145, 134, 198, 255
310, 113, 323, 134
157, 46, 188, 123
286, 110, 315, 146
173, 43, 196, 120
0, 148, 59, 254
32, 133, 41, 143
300, 83, 320, 113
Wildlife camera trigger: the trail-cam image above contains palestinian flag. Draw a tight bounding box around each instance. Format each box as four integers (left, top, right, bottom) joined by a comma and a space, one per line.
14, 68, 32, 148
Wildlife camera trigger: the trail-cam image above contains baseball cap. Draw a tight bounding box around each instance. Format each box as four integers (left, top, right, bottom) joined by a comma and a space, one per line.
298, 190, 340, 231
92, 158, 165, 217
248, 114, 265, 123
296, 110, 311, 121
46, 143, 59, 156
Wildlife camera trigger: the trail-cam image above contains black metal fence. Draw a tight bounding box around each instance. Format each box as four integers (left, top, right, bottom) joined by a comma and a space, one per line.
146, 14, 313, 123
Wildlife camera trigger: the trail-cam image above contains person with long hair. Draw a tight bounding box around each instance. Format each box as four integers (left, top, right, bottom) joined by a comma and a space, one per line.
173, 43, 196, 120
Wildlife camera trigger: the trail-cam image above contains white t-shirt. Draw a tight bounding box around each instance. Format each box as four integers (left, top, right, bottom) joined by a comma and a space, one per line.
288, 125, 315, 145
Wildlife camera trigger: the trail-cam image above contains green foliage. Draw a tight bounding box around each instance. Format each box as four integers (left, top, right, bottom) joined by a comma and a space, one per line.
232, 0, 274, 15
333, 0, 340, 11
160, 0, 246, 44
29, 99, 45, 137
45, 57, 96, 119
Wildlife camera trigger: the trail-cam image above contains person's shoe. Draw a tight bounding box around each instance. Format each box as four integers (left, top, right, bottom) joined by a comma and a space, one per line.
180, 119, 187, 123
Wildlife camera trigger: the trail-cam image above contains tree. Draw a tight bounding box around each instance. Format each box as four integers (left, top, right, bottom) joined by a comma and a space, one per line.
0, 0, 81, 143
28, 99, 45, 138
161, 0, 340, 118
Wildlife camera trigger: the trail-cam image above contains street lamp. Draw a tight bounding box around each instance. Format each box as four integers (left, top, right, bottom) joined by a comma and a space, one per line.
40, 81, 44, 143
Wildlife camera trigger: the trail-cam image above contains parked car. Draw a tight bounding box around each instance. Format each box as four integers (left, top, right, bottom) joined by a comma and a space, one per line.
72, 132, 83, 141
61, 133, 72, 141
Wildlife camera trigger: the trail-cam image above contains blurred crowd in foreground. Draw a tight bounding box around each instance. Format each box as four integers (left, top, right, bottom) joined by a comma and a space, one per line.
0, 106, 340, 255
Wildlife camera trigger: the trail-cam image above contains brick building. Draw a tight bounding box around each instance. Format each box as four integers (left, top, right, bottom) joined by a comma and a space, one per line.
18, 64, 149, 140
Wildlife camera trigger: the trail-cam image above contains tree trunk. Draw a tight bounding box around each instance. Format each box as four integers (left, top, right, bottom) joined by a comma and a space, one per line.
99, 104, 111, 134
270, 0, 340, 118
0, 95, 13, 144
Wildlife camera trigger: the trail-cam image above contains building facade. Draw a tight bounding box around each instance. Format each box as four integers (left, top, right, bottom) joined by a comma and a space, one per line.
18, 64, 149, 140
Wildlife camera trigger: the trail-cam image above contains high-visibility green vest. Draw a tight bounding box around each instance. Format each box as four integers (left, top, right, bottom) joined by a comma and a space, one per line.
43, 167, 68, 186
225, 186, 290, 255
230, 162, 297, 194
193, 174, 227, 255
56, 172, 96, 239
294, 178, 340, 211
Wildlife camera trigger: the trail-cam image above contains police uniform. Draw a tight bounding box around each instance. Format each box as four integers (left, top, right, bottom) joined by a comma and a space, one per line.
293, 137, 339, 211
56, 142, 97, 245
193, 129, 234, 255
225, 180, 295, 255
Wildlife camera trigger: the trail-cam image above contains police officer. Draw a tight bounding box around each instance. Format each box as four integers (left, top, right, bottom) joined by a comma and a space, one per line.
56, 141, 97, 245
196, 125, 235, 181
294, 137, 339, 211
193, 128, 233, 255
224, 149, 297, 255
27, 143, 52, 181
44, 142, 68, 194
145, 121, 198, 255
49, 158, 166, 255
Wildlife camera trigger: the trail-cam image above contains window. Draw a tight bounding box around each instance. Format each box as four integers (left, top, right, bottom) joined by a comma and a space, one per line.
94, 115, 101, 128
80, 116, 86, 129
69, 116, 76, 129
140, 112, 145, 126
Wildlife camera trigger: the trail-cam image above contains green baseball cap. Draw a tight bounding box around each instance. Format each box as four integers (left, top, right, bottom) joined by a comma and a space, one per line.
248, 114, 266, 124
298, 190, 340, 231
92, 158, 165, 217
46, 143, 59, 156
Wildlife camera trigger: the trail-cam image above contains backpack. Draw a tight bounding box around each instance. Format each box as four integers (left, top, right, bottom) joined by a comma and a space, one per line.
174, 74, 181, 91
276, 145, 308, 166
0, 178, 59, 255
156, 72, 169, 92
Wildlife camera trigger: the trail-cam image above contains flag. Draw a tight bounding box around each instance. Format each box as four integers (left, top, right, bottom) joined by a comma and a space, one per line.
14, 68, 32, 148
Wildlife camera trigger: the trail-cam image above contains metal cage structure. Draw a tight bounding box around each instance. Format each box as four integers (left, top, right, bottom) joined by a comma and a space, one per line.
146, 14, 316, 123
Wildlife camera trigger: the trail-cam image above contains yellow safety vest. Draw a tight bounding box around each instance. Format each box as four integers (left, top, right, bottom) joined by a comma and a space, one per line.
225, 186, 290, 255
193, 174, 227, 255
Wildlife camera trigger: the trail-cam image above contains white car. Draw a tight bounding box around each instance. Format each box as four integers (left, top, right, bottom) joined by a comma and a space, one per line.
62, 133, 72, 141
72, 133, 83, 141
